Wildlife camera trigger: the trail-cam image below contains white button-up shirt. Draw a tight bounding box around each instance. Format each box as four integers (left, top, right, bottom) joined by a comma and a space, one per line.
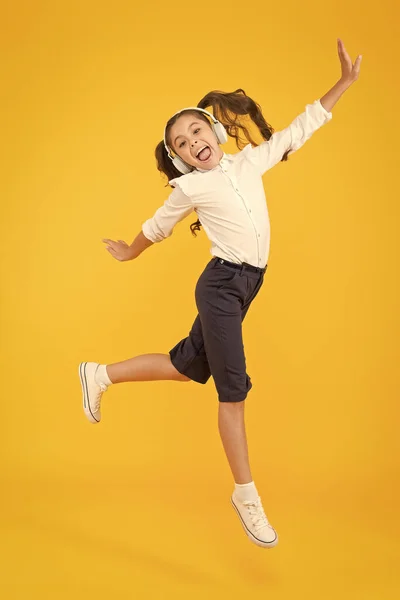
142, 99, 332, 268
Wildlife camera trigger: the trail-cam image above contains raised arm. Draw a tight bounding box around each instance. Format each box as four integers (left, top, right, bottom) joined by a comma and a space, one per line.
320, 38, 362, 111
244, 38, 362, 176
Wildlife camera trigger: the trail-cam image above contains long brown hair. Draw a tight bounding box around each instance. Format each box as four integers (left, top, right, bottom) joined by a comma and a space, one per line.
155, 88, 292, 237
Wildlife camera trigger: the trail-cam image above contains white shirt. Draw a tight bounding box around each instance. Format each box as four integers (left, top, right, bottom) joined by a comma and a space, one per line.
142, 99, 332, 268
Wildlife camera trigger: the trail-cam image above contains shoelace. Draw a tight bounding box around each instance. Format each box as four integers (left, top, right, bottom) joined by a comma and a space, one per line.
242, 497, 271, 533
92, 382, 107, 411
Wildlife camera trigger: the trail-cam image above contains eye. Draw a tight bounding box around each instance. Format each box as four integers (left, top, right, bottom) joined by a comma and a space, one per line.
194, 128, 200, 134
179, 141, 186, 148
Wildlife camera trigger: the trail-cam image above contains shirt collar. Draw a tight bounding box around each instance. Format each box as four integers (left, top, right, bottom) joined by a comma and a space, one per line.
195, 151, 234, 173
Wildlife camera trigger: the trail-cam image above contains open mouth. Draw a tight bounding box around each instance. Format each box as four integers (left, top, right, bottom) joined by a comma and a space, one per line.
196, 146, 212, 162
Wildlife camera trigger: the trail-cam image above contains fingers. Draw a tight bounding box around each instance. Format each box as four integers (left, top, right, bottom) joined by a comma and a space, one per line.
103, 238, 118, 256
102, 238, 127, 247
103, 239, 119, 253
101, 238, 128, 261
352, 55, 362, 79
337, 38, 362, 66
106, 247, 122, 261
337, 38, 351, 61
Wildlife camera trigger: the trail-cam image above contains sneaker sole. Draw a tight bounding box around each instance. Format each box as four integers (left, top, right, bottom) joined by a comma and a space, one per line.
231, 496, 278, 549
79, 362, 100, 424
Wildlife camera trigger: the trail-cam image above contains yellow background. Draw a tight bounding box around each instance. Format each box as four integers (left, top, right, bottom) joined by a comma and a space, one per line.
1, 0, 399, 598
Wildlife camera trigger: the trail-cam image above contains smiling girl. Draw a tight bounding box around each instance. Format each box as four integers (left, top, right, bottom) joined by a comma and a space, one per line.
79, 39, 362, 549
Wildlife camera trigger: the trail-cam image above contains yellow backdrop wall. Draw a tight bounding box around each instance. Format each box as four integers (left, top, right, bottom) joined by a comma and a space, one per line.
1, 1, 399, 598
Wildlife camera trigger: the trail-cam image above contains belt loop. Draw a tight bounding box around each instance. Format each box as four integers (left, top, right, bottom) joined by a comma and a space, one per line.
240, 263, 246, 277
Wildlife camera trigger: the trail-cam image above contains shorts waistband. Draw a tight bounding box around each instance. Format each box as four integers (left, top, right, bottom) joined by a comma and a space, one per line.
214, 257, 267, 275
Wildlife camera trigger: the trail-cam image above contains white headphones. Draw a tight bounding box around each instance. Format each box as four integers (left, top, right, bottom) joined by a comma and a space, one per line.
163, 107, 228, 174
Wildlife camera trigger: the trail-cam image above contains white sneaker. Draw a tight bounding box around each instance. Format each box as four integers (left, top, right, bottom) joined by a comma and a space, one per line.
79, 362, 108, 424
231, 493, 278, 548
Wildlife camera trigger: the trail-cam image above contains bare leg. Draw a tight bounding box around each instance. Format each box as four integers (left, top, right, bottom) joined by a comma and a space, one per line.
106, 353, 190, 384
107, 358, 251, 481
218, 401, 252, 484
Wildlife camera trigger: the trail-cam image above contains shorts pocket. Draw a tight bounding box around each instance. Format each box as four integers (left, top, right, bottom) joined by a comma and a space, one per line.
213, 264, 239, 291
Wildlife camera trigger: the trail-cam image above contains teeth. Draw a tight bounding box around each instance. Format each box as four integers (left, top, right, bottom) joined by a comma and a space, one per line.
196, 145, 208, 157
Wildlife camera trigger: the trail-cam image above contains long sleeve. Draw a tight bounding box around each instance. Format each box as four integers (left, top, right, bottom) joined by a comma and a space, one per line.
142, 184, 194, 243
243, 99, 333, 176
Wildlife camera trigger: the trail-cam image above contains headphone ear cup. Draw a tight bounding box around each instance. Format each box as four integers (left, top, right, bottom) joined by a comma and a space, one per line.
172, 155, 192, 174
212, 121, 228, 144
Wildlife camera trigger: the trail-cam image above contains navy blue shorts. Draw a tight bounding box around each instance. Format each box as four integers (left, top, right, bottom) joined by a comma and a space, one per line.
169, 256, 266, 402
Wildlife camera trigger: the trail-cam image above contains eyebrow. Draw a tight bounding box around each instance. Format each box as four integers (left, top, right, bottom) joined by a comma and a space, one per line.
173, 121, 201, 147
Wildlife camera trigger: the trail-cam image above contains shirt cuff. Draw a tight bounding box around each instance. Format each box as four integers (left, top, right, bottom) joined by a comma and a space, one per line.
142, 222, 157, 243
316, 98, 333, 120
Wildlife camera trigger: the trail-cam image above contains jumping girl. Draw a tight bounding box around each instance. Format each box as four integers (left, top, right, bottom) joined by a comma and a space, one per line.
79, 39, 362, 549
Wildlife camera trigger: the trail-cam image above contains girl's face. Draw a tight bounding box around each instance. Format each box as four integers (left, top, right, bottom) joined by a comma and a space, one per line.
169, 113, 224, 171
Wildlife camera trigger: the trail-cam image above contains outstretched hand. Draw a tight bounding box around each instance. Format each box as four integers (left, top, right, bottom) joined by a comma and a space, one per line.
337, 38, 362, 85
102, 238, 134, 261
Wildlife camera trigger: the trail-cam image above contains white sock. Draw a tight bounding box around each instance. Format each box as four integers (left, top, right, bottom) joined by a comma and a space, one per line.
95, 364, 113, 387
234, 480, 259, 502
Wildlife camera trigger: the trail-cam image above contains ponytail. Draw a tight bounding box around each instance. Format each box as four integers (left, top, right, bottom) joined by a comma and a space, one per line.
197, 88, 291, 158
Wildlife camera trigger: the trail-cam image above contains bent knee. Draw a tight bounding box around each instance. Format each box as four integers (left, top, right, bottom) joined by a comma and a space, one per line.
178, 374, 191, 382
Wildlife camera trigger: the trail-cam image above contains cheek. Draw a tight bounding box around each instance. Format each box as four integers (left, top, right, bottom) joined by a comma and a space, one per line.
176, 147, 185, 157
207, 134, 215, 146
184, 148, 194, 159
